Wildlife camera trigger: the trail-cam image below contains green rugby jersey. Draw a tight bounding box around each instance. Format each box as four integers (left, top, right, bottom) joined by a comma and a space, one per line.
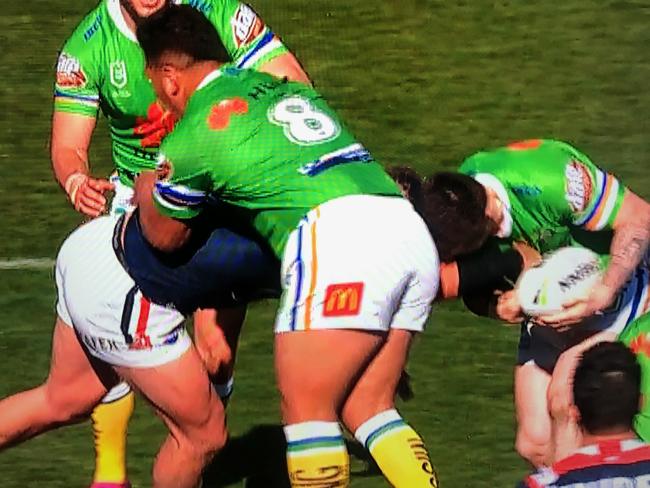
154, 68, 402, 257
459, 139, 627, 260
54, 0, 289, 186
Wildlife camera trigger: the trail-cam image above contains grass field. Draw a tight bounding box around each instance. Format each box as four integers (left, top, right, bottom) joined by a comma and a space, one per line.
1, 0, 650, 486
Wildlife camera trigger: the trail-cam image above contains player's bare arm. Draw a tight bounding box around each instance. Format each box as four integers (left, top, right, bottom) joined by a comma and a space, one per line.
51, 111, 113, 217
134, 171, 191, 252
259, 52, 311, 84
541, 190, 650, 326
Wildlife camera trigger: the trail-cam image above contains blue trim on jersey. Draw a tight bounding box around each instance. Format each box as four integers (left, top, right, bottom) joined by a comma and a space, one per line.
298, 147, 373, 177
625, 268, 646, 327
236, 30, 275, 69
155, 182, 206, 207
54, 90, 100, 102
575, 168, 606, 226
289, 224, 304, 331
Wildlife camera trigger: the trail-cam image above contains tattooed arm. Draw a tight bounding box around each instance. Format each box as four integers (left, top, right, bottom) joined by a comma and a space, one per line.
541, 189, 650, 326
602, 190, 650, 292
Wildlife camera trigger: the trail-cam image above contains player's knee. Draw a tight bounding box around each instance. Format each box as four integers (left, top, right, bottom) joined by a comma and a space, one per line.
515, 426, 550, 467
341, 391, 394, 433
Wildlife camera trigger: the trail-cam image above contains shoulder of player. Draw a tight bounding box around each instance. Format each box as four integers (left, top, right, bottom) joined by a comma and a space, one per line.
60, 1, 110, 52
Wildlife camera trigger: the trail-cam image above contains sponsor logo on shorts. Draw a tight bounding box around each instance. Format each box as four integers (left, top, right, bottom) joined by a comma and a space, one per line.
231, 4, 264, 48
81, 334, 121, 353
207, 98, 249, 130
56, 53, 87, 88
110, 60, 128, 89
323, 282, 364, 317
565, 160, 593, 212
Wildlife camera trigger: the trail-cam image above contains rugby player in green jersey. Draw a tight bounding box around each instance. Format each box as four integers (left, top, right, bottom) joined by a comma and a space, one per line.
423, 139, 650, 467
51, 1, 309, 486
125, 5, 491, 486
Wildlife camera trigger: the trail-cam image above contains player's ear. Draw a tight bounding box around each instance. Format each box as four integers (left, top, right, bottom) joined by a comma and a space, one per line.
161, 65, 180, 99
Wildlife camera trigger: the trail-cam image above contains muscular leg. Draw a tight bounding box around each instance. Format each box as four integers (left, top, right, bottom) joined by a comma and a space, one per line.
341, 329, 438, 488
0, 318, 112, 449
115, 345, 226, 488
276, 329, 384, 488
514, 363, 552, 467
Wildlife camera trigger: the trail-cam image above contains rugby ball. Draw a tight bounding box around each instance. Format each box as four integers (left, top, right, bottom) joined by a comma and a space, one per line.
515, 246, 603, 316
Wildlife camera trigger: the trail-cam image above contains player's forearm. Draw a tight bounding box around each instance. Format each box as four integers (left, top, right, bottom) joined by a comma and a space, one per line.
604, 222, 650, 292
134, 172, 192, 253
259, 53, 311, 85
51, 146, 90, 189
604, 191, 650, 294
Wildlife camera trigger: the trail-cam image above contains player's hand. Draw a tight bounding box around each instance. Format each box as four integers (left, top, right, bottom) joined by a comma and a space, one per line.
495, 290, 524, 323
134, 102, 177, 148
512, 241, 542, 270
65, 172, 114, 217
537, 282, 615, 327
195, 318, 233, 376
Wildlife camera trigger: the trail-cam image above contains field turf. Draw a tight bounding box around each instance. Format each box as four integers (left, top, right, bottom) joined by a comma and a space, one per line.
1, 0, 649, 486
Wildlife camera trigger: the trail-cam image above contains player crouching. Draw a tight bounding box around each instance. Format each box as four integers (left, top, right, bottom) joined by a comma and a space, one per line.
0, 216, 225, 488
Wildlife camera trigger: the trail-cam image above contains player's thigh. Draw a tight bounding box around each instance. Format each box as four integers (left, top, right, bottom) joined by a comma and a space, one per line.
341, 329, 414, 431
46, 318, 112, 415
114, 345, 225, 443
275, 329, 384, 423
514, 363, 552, 443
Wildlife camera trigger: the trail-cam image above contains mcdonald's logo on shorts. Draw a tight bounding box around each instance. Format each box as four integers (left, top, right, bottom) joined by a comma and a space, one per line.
323, 282, 364, 317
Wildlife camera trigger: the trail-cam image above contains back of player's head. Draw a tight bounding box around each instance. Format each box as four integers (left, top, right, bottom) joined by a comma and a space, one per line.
420, 172, 492, 262
137, 4, 231, 68
386, 165, 424, 213
573, 341, 641, 435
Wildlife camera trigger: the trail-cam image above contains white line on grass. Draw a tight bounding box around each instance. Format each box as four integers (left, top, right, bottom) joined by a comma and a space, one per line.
0, 258, 55, 270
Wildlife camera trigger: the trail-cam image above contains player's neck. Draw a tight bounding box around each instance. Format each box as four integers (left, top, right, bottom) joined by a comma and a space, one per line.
120, 5, 138, 35
581, 429, 637, 447
187, 62, 225, 93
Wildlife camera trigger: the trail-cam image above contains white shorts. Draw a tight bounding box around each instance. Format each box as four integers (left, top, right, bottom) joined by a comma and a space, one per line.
275, 195, 439, 333
55, 216, 191, 368
109, 174, 135, 216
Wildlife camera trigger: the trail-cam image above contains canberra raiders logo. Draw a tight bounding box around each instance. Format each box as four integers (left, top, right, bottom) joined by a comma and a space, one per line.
110, 60, 128, 89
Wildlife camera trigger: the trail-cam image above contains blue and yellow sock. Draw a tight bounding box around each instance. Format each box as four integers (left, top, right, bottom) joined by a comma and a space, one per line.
355, 409, 438, 488
91, 386, 134, 485
285, 421, 349, 487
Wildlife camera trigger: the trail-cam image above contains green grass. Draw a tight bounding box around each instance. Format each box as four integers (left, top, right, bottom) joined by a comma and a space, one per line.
1, 0, 650, 486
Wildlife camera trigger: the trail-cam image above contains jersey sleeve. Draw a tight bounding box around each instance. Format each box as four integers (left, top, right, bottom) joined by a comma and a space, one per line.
567, 145, 626, 232
152, 124, 213, 220
53, 33, 101, 118
203, 0, 289, 70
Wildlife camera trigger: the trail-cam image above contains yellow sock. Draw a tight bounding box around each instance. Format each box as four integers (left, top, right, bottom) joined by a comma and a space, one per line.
91, 385, 134, 484
285, 421, 350, 487
355, 409, 439, 488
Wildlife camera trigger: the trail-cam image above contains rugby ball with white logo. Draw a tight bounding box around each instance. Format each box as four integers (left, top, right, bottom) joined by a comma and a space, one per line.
515, 246, 603, 316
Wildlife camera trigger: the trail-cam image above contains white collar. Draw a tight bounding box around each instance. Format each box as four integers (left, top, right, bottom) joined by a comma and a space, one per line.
472, 172, 513, 239
197, 69, 223, 90
107, 0, 137, 42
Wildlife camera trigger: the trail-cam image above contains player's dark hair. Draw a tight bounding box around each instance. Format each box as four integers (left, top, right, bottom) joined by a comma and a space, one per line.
386, 165, 424, 213
573, 341, 641, 435
420, 172, 492, 262
136, 4, 231, 67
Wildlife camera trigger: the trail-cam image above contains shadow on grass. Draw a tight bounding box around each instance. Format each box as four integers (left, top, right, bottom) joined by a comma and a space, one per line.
202, 424, 382, 487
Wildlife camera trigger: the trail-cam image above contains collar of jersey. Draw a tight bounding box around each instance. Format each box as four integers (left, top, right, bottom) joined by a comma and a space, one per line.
107, 0, 137, 43
472, 172, 513, 239
197, 69, 224, 90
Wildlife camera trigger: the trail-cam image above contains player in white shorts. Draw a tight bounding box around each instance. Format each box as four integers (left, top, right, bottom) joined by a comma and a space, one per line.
0, 216, 225, 487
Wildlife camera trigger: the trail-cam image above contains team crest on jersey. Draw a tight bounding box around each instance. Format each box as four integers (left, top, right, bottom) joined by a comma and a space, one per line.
110, 60, 128, 89
231, 4, 264, 48
323, 282, 364, 317
565, 160, 593, 212
56, 53, 87, 88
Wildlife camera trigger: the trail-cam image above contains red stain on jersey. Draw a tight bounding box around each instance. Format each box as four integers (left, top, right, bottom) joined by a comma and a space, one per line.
135, 102, 177, 148
323, 282, 364, 317
507, 139, 542, 150
208, 98, 249, 130
629, 334, 650, 358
